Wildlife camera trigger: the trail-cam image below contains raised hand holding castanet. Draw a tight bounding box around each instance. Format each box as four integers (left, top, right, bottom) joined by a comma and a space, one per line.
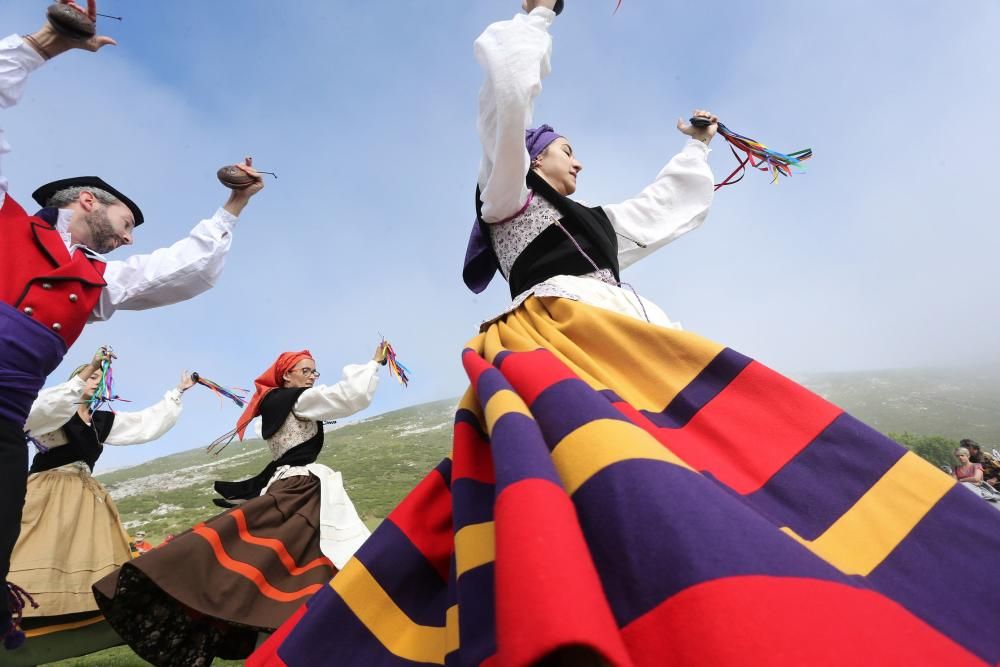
25, 1, 118, 59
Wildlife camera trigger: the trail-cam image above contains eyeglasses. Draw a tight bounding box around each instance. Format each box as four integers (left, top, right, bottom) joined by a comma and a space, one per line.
296, 368, 321, 378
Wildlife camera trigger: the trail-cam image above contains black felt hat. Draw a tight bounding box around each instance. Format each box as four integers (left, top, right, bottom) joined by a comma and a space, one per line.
32, 176, 144, 226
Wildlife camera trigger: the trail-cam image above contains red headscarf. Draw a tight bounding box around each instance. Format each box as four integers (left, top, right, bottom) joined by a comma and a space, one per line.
235, 350, 314, 440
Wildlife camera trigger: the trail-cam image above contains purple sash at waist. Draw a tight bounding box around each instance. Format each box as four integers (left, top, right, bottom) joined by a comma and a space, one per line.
0, 301, 67, 426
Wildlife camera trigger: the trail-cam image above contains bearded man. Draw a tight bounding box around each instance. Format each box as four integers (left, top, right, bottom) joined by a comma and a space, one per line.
0, 1, 264, 647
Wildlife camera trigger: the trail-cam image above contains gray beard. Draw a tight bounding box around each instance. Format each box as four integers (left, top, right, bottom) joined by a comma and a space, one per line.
82, 208, 117, 254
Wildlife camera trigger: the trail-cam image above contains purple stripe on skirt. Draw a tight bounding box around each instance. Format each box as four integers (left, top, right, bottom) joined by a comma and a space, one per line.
353, 520, 449, 627
745, 413, 907, 540
473, 366, 510, 407
572, 457, 856, 626
452, 478, 496, 531
434, 457, 453, 491
491, 412, 562, 493
0, 301, 66, 426
454, 562, 497, 665
532, 378, 632, 449
276, 588, 427, 667
867, 485, 1000, 664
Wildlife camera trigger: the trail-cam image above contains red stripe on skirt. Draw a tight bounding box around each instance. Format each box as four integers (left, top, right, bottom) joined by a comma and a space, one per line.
494, 478, 631, 666
651, 361, 842, 494
386, 468, 454, 581
496, 349, 579, 406
462, 348, 492, 391
452, 420, 496, 484
230, 509, 333, 576
620, 576, 987, 667
192, 524, 324, 603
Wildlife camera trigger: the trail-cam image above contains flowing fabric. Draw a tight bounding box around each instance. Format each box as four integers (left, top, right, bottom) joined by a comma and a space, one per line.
94, 475, 334, 666
251, 297, 1000, 666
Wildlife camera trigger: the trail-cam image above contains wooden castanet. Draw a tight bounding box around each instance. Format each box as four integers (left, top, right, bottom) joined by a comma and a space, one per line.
46, 3, 96, 40
216, 166, 256, 190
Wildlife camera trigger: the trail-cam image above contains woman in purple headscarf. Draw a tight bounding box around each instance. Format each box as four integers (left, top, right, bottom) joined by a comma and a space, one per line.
251, 2, 1000, 666
463, 9, 717, 326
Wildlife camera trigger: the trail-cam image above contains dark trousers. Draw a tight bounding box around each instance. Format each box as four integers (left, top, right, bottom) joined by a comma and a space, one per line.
0, 419, 27, 620
0, 301, 69, 625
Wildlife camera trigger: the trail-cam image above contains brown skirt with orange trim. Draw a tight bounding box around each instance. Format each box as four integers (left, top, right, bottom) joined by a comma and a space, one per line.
93, 475, 335, 667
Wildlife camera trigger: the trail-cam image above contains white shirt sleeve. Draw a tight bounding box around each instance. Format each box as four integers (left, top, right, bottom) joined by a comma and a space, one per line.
292, 361, 381, 422
23, 376, 87, 436
603, 139, 716, 271
104, 388, 183, 445
0, 34, 46, 208
475, 8, 555, 223
91, 207, 239, 321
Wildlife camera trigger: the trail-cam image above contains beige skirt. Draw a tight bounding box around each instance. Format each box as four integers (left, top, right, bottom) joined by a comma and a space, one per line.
9, 462, 132, 617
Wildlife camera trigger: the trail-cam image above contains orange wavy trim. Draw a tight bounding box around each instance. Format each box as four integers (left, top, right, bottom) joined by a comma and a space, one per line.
192, 524, 324, 603
230, 509, 333, 576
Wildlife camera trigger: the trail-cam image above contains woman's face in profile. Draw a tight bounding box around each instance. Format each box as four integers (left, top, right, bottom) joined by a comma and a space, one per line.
84, 370, 103, 399
533, 138, 583, 197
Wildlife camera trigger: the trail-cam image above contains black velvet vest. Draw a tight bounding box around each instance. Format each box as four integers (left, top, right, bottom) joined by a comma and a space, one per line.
475, 171, 621, 299
213, 388, 324, 504
30, 410, 115, 473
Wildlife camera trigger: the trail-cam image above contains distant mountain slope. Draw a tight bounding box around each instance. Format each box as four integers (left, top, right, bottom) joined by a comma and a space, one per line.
99, 368, 1000, 542
797, 367, 1000, 442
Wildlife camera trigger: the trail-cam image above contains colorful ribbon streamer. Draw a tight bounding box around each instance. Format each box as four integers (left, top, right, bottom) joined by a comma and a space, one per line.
86, 349, 130, 412
713, 123, 813, 190
383, 340, 412, 387
192, 372, 250, 408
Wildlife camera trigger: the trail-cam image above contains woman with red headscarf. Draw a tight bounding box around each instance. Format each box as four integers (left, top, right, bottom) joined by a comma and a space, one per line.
93, 343, 388, 666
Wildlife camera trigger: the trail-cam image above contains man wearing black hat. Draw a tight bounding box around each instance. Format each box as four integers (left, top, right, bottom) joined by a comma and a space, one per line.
0, 2, 264, 647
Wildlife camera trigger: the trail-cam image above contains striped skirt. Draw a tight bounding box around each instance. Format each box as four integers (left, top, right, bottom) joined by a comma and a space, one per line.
251, 296, 1000, 667
94, 474, 334, 666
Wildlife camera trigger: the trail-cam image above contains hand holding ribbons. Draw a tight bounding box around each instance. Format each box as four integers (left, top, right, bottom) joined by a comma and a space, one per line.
678, 109, 719, 145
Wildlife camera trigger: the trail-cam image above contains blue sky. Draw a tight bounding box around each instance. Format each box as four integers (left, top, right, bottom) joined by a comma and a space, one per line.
2, 1, 998, 469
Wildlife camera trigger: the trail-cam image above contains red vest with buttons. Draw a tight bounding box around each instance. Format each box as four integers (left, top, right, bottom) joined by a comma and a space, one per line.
0, 194, 107, 347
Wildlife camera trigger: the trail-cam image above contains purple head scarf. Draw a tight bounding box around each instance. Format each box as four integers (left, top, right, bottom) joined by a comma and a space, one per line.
525, 124, 563, 162
463, 125, 562, 293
